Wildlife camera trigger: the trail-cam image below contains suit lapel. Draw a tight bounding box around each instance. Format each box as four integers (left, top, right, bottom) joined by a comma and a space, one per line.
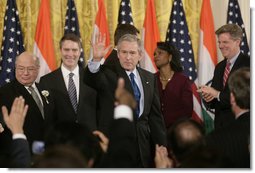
56, 68, 77, 113
77, 68, 85, 113
230, 53, 244, 74
55, 68, 70, 95
15, 80, 44, 119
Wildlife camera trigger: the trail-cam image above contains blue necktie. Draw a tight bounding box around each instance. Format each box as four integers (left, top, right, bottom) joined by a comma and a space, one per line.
129, 73, 141, 117
68, 73, 78, 113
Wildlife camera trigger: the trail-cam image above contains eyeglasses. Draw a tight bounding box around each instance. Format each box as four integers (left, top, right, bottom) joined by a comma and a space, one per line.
118, 50, 139, 57
16, 66, 38, 73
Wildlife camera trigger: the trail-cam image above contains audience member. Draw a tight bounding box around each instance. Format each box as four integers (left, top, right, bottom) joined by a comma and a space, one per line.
167, 118, 206, 167
1, 96, 30, 168
154, 42, 193, 130
198, 24, 250, 129
206, 67, 250, 168
32, 145, 87, 168
43, 121, 103, 168
0, 52, 48, 156
85, 34, 167, 167
39, 33, 98, 131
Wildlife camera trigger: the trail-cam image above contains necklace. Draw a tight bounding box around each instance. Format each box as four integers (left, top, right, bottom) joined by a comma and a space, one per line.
160, 72, 174, 82
160, 77, 171, 81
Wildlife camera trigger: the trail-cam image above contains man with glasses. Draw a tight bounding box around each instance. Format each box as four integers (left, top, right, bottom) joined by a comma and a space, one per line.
0, 51, 48, 158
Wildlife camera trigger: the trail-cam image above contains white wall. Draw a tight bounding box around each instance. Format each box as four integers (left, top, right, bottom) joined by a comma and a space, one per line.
211, 0, 250, 61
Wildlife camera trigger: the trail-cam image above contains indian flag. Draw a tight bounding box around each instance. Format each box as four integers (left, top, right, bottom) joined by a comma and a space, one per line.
34, 0, 57, 82
90, 0, 111, 62
140, 0, 159, 73
198, 0, 218, 133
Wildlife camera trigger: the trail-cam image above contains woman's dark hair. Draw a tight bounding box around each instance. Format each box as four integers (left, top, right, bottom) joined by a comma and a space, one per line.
157, 42, 183, 72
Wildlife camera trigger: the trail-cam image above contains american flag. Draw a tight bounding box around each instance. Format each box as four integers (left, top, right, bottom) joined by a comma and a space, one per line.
227, 0, 250, 56
165, 0, 202, 123
118, 0, 134, 25
0, 0, 25, 87
64, 0, 85, 67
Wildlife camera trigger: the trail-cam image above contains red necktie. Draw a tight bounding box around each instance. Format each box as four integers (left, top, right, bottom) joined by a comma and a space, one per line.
223, 61, 231, 87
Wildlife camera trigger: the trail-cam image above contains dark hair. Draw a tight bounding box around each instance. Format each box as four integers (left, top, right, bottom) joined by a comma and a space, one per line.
157, 42, 183, 72
228, 67, 250, 109
114, 24, 140, 45
33, 145, 87, 168
59, 33, 82, 49
44, 122, 103, 167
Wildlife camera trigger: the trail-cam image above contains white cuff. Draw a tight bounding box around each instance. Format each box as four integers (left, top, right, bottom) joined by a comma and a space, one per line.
13, 133, 27, 140
88, 59, 101, 73
114, 105, 133, 122
217, 92, 220, 101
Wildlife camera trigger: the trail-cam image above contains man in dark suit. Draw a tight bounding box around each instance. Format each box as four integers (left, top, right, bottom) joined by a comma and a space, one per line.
86, 24, 140, 135
39, 33, 97, 132
206, 67, 250, 168
0, 51, 47, 157
86, 34, 167, 167
198, 24, 250, 129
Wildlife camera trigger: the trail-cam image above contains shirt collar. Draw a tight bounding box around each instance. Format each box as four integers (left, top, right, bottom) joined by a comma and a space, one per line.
228, 51, 240, 66
61, 64, 79, 78
126, 68, 138, 78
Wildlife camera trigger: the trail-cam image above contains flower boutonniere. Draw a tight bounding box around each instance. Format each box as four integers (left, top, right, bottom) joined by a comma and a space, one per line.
41, 90, 49, 104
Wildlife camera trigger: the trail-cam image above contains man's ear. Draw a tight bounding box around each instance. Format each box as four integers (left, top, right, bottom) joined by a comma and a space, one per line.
230, 92, 236, 106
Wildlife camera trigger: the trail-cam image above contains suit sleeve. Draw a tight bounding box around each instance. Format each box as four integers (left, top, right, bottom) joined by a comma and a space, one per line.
10, 138, 31, 168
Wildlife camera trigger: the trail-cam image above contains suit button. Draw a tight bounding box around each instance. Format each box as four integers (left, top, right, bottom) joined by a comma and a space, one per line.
75, 120, 78, 123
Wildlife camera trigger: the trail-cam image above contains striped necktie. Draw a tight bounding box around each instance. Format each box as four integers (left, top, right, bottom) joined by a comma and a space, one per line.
223, 61, 231, 87
68, 73, 78, 113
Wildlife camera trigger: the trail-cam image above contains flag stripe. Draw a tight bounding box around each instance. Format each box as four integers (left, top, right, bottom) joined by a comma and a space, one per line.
90, 0, 110, 60
200, 0, 217, 66
34, 0, 56, 81
140, 0, 159, 73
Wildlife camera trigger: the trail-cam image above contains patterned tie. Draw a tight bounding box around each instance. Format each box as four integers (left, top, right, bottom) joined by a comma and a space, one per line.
223, 61, 231, 87
68, 73, 78, 113
28, 86, 44, 118
129, 73, 141, 117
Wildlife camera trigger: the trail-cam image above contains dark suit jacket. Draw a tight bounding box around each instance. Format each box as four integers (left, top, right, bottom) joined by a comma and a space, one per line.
39, 67, 97, 131
206, 111, 250, 168
0, 80, 47, 155
10, 138, 31, 168
104, 49, 118, 67
99, 118, 137, 168
84, 61, 167, 167
209, 53, 250, 129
